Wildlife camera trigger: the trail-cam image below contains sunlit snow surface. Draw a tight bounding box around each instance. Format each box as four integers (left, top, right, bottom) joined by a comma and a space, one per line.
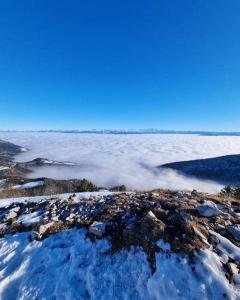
0, 229, 238, 300
0, 192, 239, 299
1, 132, 240, 192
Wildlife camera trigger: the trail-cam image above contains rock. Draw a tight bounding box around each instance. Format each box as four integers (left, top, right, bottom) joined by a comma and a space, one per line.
123, 211, 166, 247
193, 227, 209, 245
235, 213, 240, 221
180, 212, 193, 222
69, 196, 79, 204
216, 224, 225, 230
175, 192, 184, 198
38, 222, 54, 237
11, 206, 20, 213
223, 215, 231, 221
150, 192, 159, 197
197, 201, 222, 217
31, 230, 41, 240
89, 221, 106, 237
66, 213, 76, 221
5, 211, 17, 220
227, 225, 240, 241
191, 189, 198, 196
227, 262, 239, 276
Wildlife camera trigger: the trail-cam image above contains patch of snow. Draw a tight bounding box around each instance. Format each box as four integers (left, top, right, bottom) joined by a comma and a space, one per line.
41, 159, 54, 164
0, 229, 238, 299
157, 239, 171, 251
18, 212, 43, 226
42, 159, 75, 165
0, 191, 113, 208
12, 181, 44, 190
0, 166, 9, 171
197, 201, 222, 217
212, 231, 240, 262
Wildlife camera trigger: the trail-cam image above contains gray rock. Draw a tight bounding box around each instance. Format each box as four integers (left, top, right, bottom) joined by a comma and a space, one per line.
89, 221, 106, 237
175, 192, 184, 198
191, 189, 198, 196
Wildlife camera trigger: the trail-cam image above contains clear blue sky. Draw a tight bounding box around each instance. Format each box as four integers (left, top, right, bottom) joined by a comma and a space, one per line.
0, 0, 240, 131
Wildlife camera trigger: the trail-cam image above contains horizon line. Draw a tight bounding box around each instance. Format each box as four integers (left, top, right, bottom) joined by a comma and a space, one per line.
1, 129, 240, 136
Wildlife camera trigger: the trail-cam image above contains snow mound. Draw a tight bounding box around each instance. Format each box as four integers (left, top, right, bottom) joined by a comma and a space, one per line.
0, 229, 238, 300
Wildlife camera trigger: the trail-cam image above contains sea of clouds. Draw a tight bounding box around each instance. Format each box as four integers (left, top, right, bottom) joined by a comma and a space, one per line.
1, 132, 240, 192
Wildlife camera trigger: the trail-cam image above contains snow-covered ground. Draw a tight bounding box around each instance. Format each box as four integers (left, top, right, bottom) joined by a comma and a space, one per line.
1, 132, 240, 192
0, 229, 239, 300
0, 192, 239, 300
0, 190, 112, 208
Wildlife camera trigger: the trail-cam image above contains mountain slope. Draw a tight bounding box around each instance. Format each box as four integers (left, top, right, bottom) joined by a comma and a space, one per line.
160, 154, 240, 185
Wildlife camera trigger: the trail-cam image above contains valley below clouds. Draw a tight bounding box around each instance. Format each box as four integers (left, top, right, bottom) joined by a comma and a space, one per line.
1, 132, 240, 193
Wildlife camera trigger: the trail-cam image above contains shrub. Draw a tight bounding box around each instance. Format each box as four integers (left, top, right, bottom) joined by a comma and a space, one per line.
76, 179, 99, 192
221, 185, 240, 199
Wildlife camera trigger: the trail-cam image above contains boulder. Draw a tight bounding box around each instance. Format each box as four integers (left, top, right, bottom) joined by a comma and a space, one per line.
197, 201, 222, 217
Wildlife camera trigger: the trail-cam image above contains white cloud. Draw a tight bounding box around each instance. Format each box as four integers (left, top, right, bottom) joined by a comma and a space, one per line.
1, 132, 240, 192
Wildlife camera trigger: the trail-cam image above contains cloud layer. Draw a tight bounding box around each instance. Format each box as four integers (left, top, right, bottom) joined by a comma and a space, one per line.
1, 132, 240, 192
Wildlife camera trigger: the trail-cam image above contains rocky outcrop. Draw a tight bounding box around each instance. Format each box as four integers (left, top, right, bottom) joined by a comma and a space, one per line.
1, 189, 239, 276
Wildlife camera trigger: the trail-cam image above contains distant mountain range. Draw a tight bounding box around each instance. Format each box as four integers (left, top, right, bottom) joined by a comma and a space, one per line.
1, 129, 240, 136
